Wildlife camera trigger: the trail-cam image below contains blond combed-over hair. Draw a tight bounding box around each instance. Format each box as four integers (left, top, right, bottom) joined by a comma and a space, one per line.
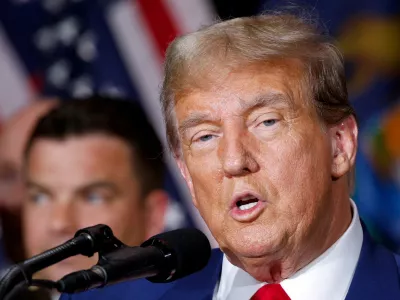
161, 12, 356, 189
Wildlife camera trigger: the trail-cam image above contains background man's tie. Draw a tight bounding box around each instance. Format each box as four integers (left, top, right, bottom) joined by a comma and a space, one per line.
250, 284, 291, 300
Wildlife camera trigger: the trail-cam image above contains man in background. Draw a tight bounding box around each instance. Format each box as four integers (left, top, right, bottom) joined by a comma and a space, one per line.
21, 97, 168, 282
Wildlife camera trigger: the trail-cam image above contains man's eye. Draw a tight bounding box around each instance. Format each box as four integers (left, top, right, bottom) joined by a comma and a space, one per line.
86, 192, 106, 204
199, 134, 214, 142
30, 193, 50, 205
262, 119, 278, 127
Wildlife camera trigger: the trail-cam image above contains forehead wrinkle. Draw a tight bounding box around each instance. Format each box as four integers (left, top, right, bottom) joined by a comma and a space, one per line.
239, 92, 296, 112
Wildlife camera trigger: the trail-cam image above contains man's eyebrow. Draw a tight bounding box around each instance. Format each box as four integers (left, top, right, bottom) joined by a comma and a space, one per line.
25, 180, 51, 194
76, 181, 118, 193
240, 92, 295, 112
25, 180, 118, 194
178, 112, 217, 135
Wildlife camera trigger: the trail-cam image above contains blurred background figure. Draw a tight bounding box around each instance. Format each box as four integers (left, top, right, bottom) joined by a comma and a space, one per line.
0, 1, 222, 268
0, 0, 222, 246
0, 99, 58, 268
0, 0, 399, 288
22, 97, 167, 281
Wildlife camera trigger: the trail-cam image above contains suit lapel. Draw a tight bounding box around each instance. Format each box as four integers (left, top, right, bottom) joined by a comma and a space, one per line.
159, 249, 223, 300
346, 227, 400, 300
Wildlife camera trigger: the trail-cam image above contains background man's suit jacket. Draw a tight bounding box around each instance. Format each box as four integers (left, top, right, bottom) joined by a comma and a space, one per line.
61, 227, 400, 300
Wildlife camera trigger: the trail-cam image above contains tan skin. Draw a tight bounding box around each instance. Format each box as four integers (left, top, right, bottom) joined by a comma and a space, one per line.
0, 101, 58, 213
0, 100, 58, 263
175, 61, 357, 282
23, 135, 167, 281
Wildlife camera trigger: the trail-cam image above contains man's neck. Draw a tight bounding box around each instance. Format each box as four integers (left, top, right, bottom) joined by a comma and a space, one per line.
279, 196, 353, 281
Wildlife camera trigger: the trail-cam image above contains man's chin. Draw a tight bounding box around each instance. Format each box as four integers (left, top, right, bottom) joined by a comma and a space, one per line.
224, 246, 275, 266
224, 233, 286, 260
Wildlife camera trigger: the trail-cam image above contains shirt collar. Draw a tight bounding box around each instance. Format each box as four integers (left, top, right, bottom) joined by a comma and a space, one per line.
216, 199, 363, 300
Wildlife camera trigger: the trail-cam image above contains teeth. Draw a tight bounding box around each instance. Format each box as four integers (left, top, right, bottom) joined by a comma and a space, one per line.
239, 202, 258, 211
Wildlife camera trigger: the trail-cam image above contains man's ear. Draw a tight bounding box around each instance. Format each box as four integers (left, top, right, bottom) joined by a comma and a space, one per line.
143, 190, 168, 239
176, 158, 198, 207
330, 115, 358, 179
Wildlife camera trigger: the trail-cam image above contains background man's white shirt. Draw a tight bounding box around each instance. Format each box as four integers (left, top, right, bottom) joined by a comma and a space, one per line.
214, 200, 363, 300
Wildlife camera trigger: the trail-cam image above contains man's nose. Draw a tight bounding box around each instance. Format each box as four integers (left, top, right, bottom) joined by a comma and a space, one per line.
49, 201, 77, 235
218, 132, 259, 177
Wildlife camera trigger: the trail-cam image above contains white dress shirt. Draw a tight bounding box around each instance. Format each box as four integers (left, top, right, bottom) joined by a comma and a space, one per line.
214, 200, 363, 300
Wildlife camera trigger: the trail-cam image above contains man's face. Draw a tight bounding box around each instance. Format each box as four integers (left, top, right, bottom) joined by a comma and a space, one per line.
23, 135, 157, 280
175, 62, 346, 279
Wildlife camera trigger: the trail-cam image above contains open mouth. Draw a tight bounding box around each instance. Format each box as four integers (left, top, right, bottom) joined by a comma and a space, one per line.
236, 195, 259, 211
230, 191, 266, 221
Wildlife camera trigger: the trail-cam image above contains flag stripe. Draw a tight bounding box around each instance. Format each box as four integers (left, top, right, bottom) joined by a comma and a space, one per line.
164, 0, 216, 34
136, 0, 180, 59
107, 1, 165, 136
106, 0, 218, 245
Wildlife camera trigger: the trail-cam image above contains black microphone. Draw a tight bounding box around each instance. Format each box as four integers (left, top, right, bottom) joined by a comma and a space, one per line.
57, 228, 211, 293
0, 224, 121, 299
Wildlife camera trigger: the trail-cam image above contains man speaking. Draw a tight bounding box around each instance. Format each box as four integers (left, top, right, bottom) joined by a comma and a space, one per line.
62, 12, 400, 300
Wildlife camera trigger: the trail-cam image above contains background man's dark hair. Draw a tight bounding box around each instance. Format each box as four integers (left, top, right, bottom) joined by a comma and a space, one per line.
24, 97, 164, 197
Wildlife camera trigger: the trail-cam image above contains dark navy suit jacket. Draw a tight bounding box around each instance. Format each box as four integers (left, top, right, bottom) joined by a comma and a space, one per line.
61, 228, 400, 300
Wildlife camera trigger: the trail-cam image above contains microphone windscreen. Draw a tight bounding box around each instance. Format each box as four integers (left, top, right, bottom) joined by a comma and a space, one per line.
141, 228, 211, 282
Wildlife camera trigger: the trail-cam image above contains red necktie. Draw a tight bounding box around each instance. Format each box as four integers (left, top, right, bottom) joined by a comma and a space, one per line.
250, 284, 291, 300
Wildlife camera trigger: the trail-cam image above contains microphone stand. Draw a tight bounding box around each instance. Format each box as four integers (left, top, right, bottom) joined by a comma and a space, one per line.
0, 224, 125, 299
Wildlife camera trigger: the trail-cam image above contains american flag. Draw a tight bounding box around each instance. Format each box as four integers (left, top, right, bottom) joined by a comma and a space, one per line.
0, 0, 217, 243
